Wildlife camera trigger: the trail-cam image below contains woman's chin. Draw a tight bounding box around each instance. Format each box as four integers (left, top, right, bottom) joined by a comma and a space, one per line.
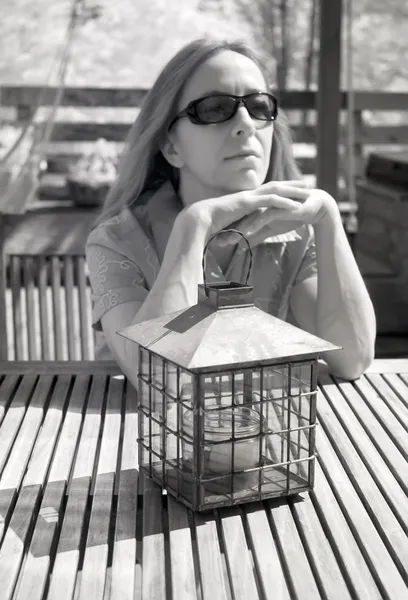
222, 172, 264, 193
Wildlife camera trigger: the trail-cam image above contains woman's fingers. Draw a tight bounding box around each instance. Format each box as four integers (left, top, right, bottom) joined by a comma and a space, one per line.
272, 184, 311, 201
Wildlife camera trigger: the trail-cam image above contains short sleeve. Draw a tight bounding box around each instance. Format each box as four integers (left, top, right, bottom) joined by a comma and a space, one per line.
86, 242, 149, 331
294, 227, 317, 285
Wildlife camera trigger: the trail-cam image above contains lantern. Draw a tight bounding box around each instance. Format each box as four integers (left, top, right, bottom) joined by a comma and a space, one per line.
118, 231, 340, 511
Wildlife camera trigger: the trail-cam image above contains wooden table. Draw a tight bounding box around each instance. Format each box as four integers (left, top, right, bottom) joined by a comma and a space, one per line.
0, 359, 407, 600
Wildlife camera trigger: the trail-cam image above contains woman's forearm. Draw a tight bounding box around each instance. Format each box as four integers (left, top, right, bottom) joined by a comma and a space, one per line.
314, 207, 376, 379
132, 210, 207, 326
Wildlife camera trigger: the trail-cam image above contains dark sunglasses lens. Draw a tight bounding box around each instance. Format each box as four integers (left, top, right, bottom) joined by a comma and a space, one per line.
246, 94, 277, 120
195, 96, 236, 123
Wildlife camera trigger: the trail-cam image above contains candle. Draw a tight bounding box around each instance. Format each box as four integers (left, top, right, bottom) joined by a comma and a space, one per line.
182, 405, 263, 490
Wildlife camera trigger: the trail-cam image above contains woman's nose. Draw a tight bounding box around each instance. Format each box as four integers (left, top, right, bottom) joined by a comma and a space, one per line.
231, 104, 256, 136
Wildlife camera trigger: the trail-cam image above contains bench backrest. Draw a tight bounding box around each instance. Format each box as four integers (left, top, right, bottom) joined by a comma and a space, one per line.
4, 254, 99, 361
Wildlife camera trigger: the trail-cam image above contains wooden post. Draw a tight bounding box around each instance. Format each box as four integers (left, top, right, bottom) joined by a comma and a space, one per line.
0, 216, 8, 360
316, 0, 343, 199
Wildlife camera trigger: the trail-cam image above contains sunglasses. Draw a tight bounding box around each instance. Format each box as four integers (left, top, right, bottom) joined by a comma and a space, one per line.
168, 92, 278, 129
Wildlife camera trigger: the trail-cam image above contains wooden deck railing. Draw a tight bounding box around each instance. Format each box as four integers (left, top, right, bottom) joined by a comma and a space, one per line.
1, 86, 408, 206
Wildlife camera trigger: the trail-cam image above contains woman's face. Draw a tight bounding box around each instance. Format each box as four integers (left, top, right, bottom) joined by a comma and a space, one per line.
165, 50, 274, 205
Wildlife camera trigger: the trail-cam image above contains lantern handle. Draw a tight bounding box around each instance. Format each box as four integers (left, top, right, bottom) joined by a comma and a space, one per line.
202, 229, 253, 296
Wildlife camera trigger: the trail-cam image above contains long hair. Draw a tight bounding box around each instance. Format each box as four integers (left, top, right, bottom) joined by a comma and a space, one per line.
92, 38, 301, 229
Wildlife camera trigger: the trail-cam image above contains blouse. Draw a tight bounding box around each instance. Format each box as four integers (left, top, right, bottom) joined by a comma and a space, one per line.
85, 180, 318, 359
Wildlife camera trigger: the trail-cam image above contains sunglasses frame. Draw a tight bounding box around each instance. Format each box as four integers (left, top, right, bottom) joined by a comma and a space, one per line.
168, 92, 278, 129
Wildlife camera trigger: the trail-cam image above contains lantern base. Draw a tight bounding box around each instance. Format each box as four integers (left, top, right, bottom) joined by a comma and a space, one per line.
146, 457, 311, 511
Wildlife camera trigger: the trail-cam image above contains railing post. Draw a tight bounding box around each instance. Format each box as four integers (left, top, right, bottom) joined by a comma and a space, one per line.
316, 0, 343, 200
0, 216, 8, 360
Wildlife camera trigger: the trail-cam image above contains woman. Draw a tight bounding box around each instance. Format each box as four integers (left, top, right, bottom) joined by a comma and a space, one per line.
86, 37, 376, 385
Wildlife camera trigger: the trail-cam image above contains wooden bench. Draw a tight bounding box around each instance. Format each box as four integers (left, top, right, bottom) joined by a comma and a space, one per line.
4, 253, 98, 361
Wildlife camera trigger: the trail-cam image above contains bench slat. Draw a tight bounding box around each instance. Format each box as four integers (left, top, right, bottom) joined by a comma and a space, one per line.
63, 256, 77, 359
51, 257, 65, 360
37, 256, 52, 360
77, 256, 92, 361
22, 256, 38, 360
10, 256, 24, 360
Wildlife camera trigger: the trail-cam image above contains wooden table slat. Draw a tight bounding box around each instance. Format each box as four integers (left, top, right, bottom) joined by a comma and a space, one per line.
243, 502, 291, 600
218, 506, 259, 600
0, 376, 53, 491
330, 378, 408, 493
14, 375, 92, 599
12, 481, 66, 600
22, 375, 72, 487
0, 374, 20, 425
78, 376, 123, 600
0, 375, 37, 476
47, 375, 90, 484
382, 374, 408, 410
0, 485, 41, 600
320, 378, 408, 531
366, 374, 408, 430
47, 375, 106, 600
266, 501, 322, 600
167, 496, 197, 600
193, 510, 230, 600
111, 383, 139, 600
312, 463, 382, 599
289, 492, 353, 600
0, 360, 406, 600
142, 474, 167, 600
354, 377, 408, 460
317, 417, 408, 599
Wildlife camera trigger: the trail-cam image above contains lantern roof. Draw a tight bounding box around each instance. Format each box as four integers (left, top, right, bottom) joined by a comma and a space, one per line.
118, 283, 340, 372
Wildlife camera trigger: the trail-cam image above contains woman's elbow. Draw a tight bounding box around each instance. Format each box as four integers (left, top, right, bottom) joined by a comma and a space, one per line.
327, 345, 375, 381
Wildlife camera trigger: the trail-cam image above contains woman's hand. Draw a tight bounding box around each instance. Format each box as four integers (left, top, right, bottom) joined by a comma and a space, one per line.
215, 184, 341, 246
181, 180, 341, 247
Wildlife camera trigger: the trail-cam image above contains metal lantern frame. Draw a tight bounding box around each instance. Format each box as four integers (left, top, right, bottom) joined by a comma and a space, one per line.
119, 230, 340, 512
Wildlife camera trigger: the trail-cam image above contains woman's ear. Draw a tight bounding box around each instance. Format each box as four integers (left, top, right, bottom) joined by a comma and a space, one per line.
160, 134, 185, 168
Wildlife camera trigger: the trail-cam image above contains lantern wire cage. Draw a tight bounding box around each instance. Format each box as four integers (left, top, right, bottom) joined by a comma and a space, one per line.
137, 346, 318, 512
